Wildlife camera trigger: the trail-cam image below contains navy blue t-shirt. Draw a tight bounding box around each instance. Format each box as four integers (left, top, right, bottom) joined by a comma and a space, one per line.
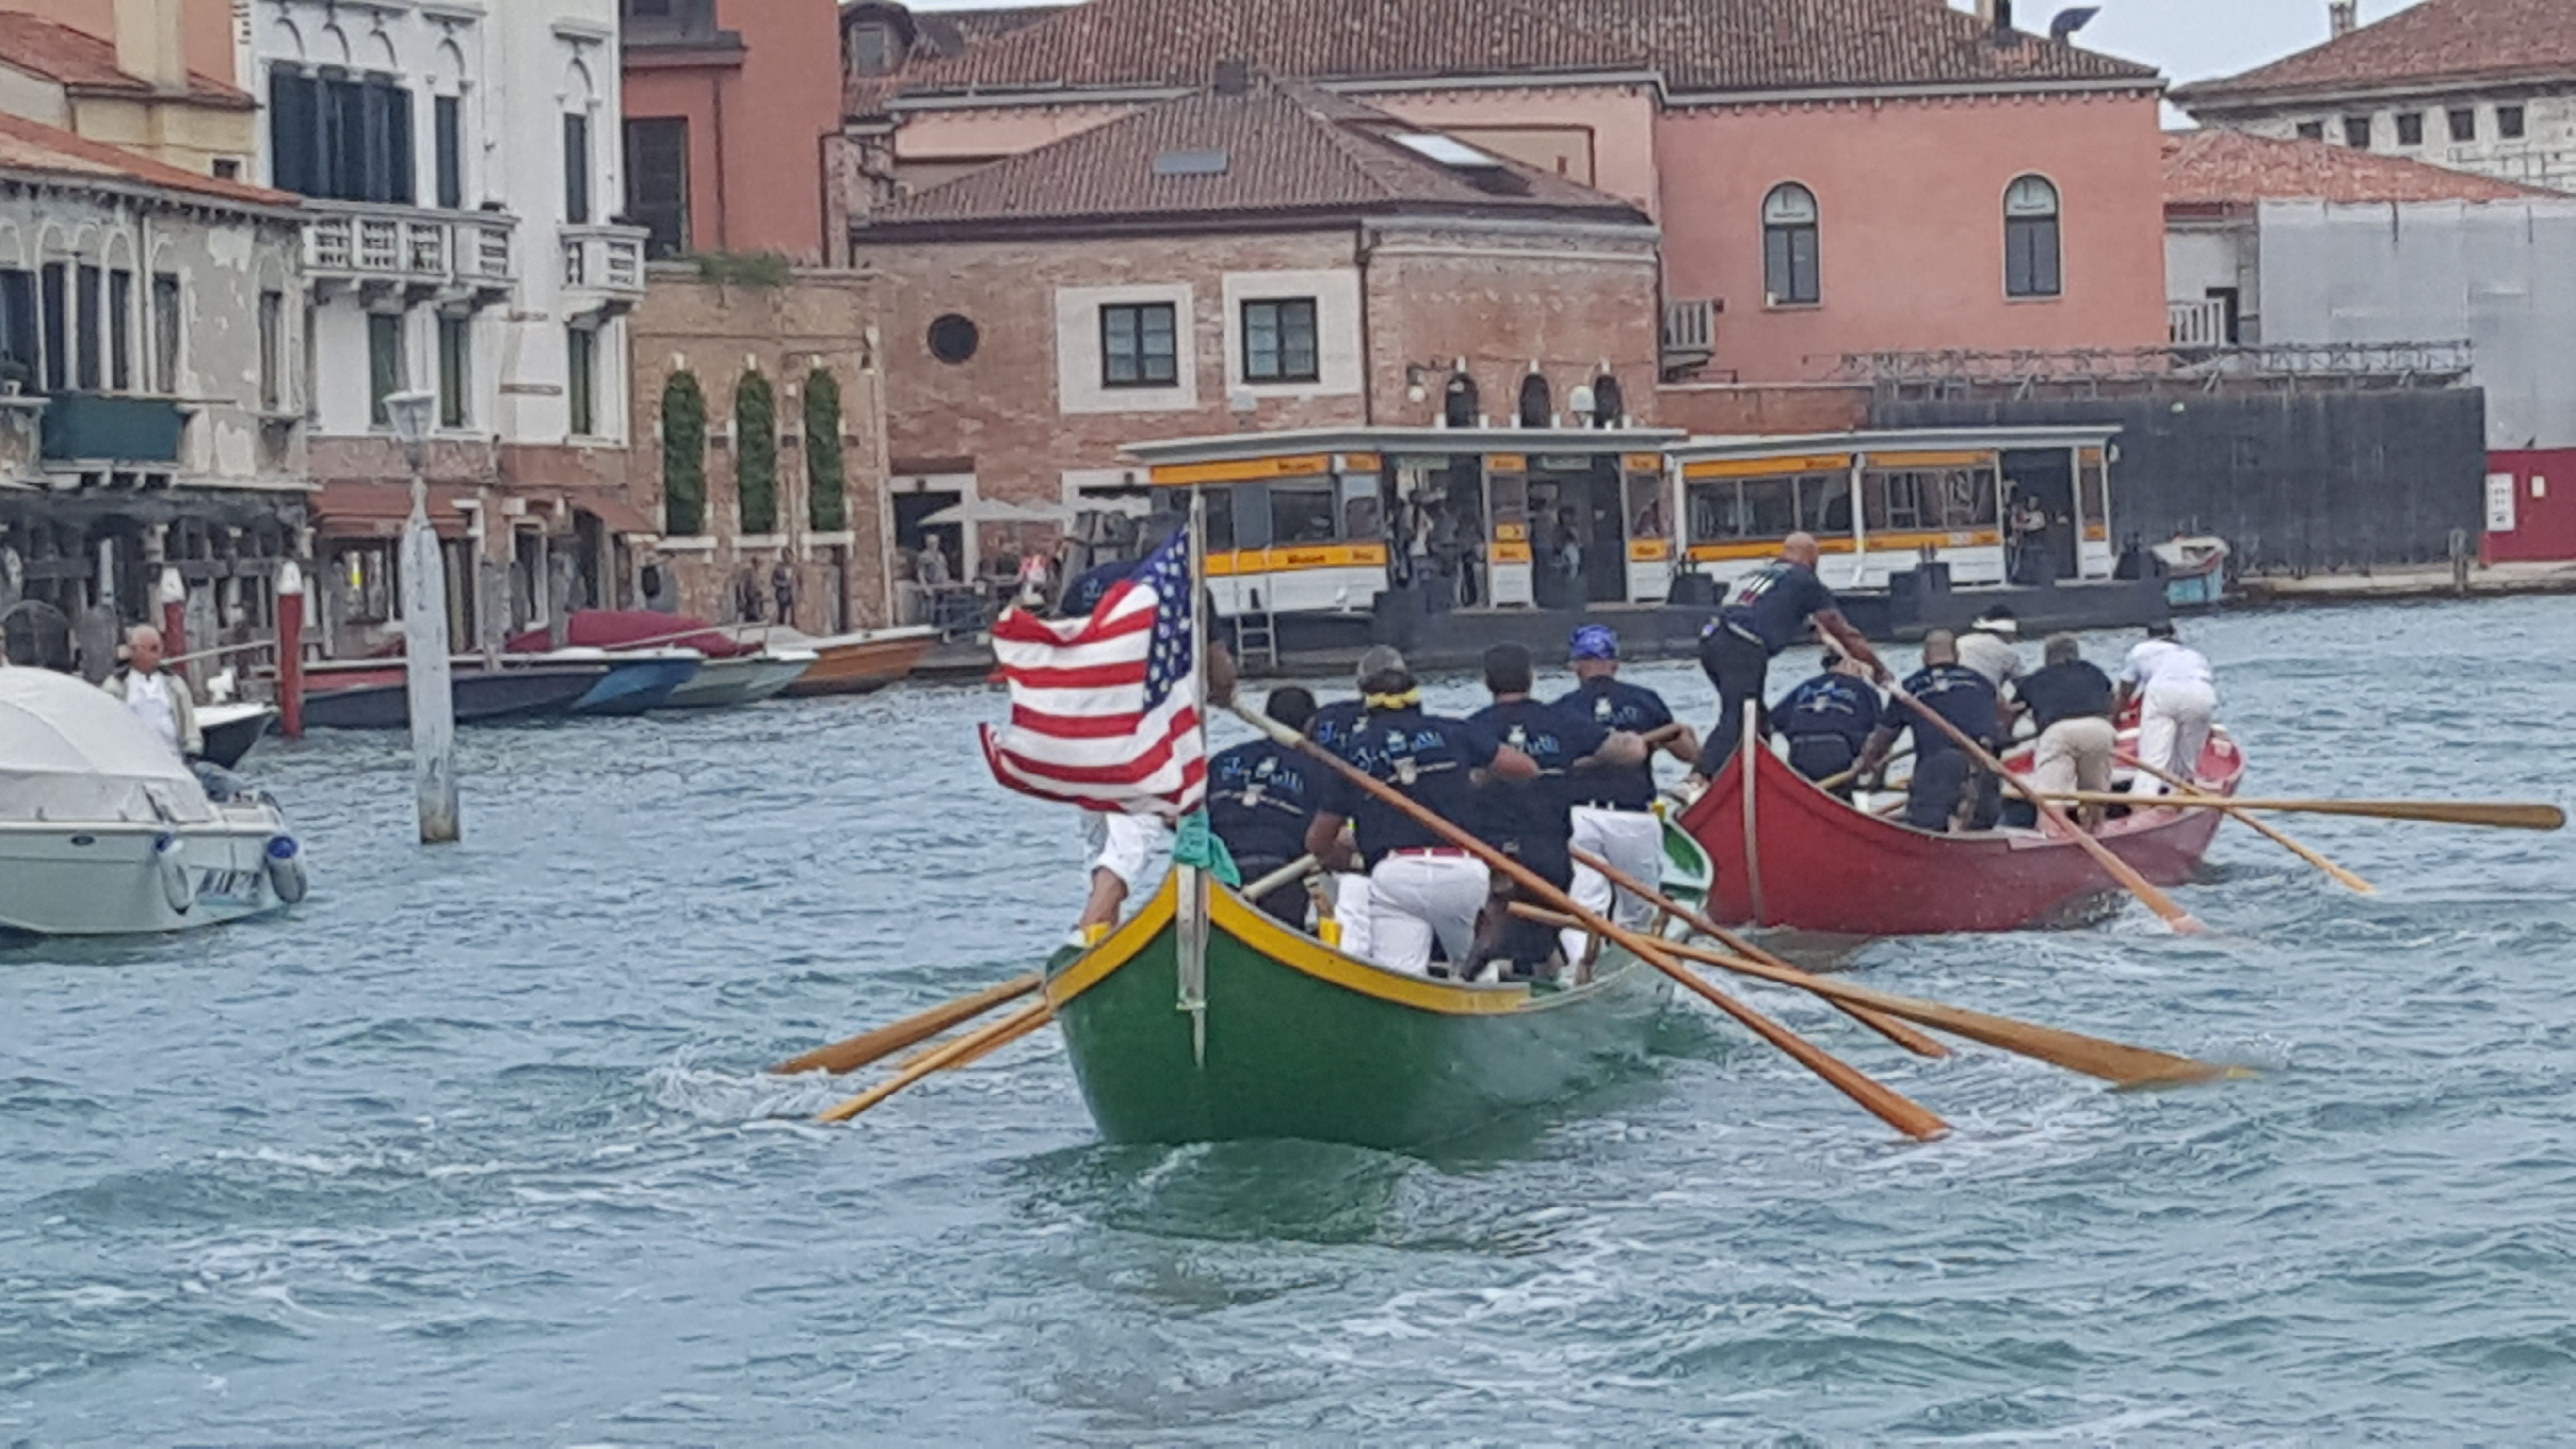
1321, 707, 1503, 865
1305, 697, 1368, 759
2016, 660, 2114, 732
1058, 559, 1132, 618
1470, 697, 1610, 852
1775, 672, 1881, 753
1881, 664, 2001, 759
1550, 677, 1674, 809
1715, 560, 1838, 655
1206, 739, 1319, 864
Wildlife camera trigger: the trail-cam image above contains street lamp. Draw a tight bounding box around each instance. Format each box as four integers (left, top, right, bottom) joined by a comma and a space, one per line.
384, 389, 435, 477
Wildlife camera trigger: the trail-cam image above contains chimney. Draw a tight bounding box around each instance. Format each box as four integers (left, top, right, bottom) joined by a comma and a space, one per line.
1212, 58, 1252, 96
1974, 0, 2016, 34
2328, 0, 2358, 38
113, 0, 188, 92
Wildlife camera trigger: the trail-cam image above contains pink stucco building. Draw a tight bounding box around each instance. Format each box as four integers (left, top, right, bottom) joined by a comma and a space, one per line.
840, 0, 2172, 391
620, 0, 846, 262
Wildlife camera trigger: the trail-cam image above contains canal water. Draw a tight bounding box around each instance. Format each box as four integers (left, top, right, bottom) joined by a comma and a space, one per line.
4, 597, 2572, 1443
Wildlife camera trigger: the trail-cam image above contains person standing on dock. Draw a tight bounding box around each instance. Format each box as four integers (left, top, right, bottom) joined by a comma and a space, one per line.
2115, 622, 2218, 793
1772, 652, 1881, 797
1856, 631, 2003, 833
1554, 625, 1694, 948
1696, 533, 1887, 773
1208, 687, 1324, 928
99, 624, 201, 761
1475, 642, 1640, 980
1304, 648, 1537, 978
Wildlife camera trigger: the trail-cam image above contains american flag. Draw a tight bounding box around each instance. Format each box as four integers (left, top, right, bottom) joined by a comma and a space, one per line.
979, 528, 1207, 818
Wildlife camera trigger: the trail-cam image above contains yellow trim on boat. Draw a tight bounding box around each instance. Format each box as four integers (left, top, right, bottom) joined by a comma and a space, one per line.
1045, 874, 1178, 1007
1208, 888, 1532, 1015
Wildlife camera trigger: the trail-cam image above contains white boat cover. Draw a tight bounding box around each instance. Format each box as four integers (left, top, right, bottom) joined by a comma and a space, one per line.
0, 666, 216, 825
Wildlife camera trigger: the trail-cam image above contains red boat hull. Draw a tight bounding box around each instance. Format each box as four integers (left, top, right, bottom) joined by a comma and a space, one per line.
1675, 732, 2245, 935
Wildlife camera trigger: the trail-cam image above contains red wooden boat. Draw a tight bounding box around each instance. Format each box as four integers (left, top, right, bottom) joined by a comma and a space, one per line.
1674, 730, 2246, 935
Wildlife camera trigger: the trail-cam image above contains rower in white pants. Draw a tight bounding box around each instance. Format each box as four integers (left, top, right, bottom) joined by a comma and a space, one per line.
1366, 848, 1490, 977
1552, 623, 1699, 961
2114, 622, 2219, 792
1563, 805, 1663, 960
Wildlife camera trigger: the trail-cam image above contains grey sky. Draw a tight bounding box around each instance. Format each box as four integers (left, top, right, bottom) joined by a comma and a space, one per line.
908, 0, 2433, 91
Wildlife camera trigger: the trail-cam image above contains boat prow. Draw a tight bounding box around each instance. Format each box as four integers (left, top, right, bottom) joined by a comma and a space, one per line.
1046, 873, 1667, 1149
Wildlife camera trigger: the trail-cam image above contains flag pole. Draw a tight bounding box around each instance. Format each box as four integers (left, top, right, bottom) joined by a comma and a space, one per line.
1177, 485, 1210, 1067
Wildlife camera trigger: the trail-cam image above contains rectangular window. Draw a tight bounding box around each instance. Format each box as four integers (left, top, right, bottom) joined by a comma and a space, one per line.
2004, 216, 2062, 298
435, 94, 463, 209
361, 76, 413, 204
566, 325, 596, 435
1764, 221, 1821, 305
2449, 107, 2478, 143
329, 76, 367, 197
258, 290, 285, 411
2396, 112, 2424, 146
2296, 120, 2325, 141
1240, 298, 1318, 383
2343, 115, 2372, 149
2499, 104, 2526, 139
1100, 302, 1177, 388
437, 314, 470, 428
73, 265, 101, 392
564, 113, 592, 224
151, 274, 181, 392
0, 270, 34, 390
107, 269, 132, 391
1268, 482, 1337, 543
368, 310, 405, 426
268, 68, 316, 193
625, 117, 690, 258
38, 263, 66, 391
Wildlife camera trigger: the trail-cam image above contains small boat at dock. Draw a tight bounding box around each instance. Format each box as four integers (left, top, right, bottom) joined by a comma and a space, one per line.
298, 660, 610, 730
197, 701, 278, 769
764, 625, 938, 697
553, 649, 702, 717
1046, 873, 1667, 1149
659, 650, 815, 708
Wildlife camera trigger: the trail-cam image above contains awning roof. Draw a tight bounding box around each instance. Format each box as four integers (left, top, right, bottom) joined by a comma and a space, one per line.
312, 482, 475, 541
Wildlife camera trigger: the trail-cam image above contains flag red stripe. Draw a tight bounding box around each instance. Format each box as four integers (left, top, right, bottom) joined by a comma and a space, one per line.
990, 596, 1154, 646
989, 712, 1201, 786
998, 660, 1149, 691
1009, 703, 1146, 738
979, 726, 1206, 810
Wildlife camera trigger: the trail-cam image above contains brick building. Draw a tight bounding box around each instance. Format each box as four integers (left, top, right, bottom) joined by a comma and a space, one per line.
619, 0, 847, 263
2174, 0, 2576, 193
848, 78, 1659, 587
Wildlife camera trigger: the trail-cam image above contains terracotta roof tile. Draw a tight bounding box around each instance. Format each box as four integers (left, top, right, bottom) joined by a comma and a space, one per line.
0, 13, 253, 109
857, 79, 1651, 234
872, 0, 2155, 113
2163, 128, 2555, 205
0, 111, 293, 209
2174, 0, 2576, 104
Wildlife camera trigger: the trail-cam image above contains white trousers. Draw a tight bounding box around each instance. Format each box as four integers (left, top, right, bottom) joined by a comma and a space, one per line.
1367, 854, 1491, 977
1564, 806, 1662, 962
2132, 679, 2218, 792
1333, 873, 1374, 959
1083, 811, 1171, 892
2030, 716, 2118, 797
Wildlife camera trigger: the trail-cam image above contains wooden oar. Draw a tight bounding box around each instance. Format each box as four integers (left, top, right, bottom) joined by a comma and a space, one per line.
1511, 904, 2237, 1088
1887, 683, 2211, 935
815, 999, 1054, 1124
770, 973, 1041, 1076
2040, 790, 2564, 832
1235, 703, 1948, 1141
1819, 745, 1909, 795
1570, 846, 1949, 1059
2117, 752, 2374, 893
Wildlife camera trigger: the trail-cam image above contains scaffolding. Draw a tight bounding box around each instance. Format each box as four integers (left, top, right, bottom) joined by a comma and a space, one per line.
1835, 340, 2476, 402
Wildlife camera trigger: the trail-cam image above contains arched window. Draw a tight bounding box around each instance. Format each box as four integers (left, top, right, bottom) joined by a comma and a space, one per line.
1517, 372, 1551, 427
1762, 183, 1820, 306
1442, 372, 1478, 428
2004, 174, 2061, 299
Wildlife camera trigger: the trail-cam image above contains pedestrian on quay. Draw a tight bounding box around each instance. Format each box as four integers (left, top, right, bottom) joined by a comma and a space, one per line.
2018, 632, 2118, 828
100, 624, 201, 760
1473, 642, 1640, 981
1695, 532, 1887, 773
1208, 686, 1324, 928
1856, 630, 2003, 833
770, 559, 797, 629
1304, 648, 1537, 978
1772, 651, 1881, 797
2114, 621, 2218, 792
1553, 624, 1693, 953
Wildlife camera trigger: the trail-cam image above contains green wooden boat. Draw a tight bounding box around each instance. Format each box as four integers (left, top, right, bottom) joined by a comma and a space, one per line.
1045, 873, 1671, 1150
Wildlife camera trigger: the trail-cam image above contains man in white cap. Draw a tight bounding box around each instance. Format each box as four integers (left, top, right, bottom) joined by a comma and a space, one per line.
1956, 609, 2026, 695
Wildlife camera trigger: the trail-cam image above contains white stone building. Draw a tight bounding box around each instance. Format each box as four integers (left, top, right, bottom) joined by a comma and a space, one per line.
247, 0, 650, 653
2174, 0, 2576, 194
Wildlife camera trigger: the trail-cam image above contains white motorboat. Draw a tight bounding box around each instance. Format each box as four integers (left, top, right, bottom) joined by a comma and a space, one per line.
0, 668, 310, 936
658, 649, 817, 708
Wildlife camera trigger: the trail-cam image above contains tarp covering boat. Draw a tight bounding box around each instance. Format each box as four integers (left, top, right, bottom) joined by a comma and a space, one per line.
503, 610, 752, 658
0, 667, 215, 825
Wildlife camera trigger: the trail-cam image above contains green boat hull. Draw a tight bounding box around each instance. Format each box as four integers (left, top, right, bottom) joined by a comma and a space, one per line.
1046, 876, 1669, 1151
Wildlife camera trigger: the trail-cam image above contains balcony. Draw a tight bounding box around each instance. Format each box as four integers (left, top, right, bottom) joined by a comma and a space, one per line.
560, 223, 651, 315
305, 200, 517, 299
1661, 298, 1717, 380
2169, 297, 2234, 349
39, 392, 185, 465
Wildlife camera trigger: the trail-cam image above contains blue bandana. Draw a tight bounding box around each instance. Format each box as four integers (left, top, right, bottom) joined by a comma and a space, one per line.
1570, 624, 1619, 661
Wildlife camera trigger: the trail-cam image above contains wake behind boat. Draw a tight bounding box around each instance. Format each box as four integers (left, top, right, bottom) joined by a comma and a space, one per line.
0, 668, 310, 936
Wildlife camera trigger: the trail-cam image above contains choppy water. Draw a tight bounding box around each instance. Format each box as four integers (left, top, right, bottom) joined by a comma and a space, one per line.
4, 597, 2573, 1444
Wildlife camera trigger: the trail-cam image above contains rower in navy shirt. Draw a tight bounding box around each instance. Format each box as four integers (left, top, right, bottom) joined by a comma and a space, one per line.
1208, 686, 1324, 927
1771, 651, 1882, 797
1549, 625, 1695, 961
1696, 533, 1888, 773
1305, 648, 1535, 977
1856, 630, 2004, 832
1474, 642, 1630, 979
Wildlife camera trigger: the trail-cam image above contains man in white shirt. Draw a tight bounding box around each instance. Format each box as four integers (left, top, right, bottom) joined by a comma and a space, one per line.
2114, 622, 2216, 792
99, 624, 202, 759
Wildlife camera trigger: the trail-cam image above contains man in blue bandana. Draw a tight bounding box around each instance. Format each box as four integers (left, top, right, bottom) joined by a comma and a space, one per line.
1552, 624, 1696, 958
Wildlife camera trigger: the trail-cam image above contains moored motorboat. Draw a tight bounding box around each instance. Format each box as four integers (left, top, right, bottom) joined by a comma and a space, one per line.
197, 701, 278, 769
763, 625, 937, 697
1675, 730, 2245, 935
1046, 873, 1668, 1149
0, 669, 310, 936
659, 649, 816, 708
551, 648, 702, 716
298, 660, 610, 729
